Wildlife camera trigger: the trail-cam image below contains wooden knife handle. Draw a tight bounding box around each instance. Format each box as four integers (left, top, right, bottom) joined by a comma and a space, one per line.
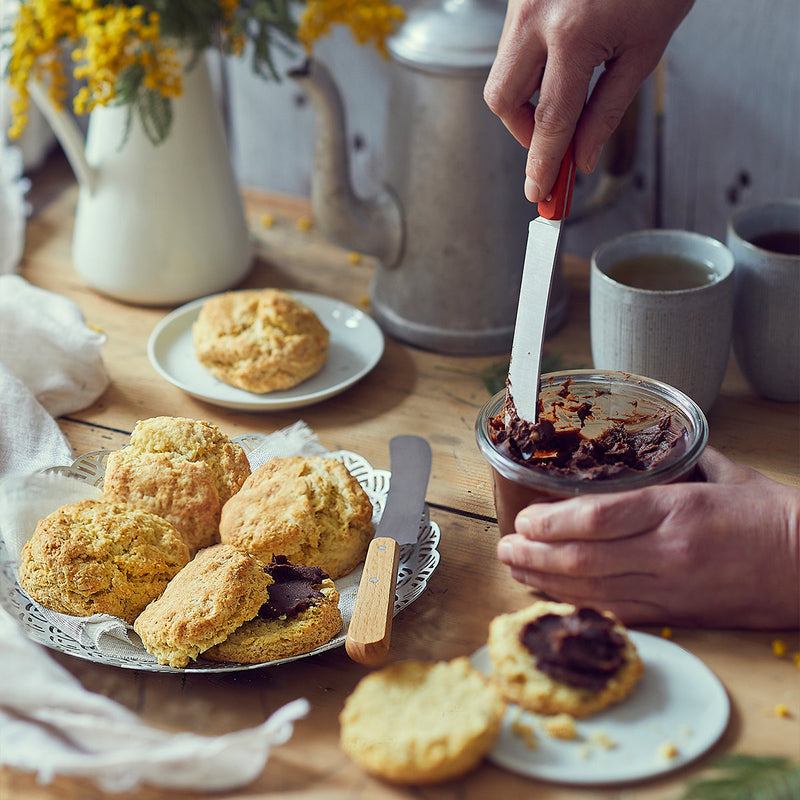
345, 537, 400, 666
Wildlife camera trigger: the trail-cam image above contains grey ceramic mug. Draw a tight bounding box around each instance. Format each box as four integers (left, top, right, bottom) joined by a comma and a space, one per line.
590, 230, 735, 413
727, 199, 800, 403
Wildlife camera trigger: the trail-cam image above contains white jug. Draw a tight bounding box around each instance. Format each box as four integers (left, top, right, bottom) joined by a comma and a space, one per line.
29, 51, 252, 305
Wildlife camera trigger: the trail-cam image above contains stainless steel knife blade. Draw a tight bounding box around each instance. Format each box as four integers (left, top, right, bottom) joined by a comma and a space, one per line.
507, 143, 576, 423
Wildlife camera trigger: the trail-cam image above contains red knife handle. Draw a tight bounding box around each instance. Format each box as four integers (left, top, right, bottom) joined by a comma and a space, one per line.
537, 138, 576, 221
345, 537, 400, 666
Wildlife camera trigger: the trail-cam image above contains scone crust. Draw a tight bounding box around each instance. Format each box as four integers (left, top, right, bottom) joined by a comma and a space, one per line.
219, 456, 374, 579
340, 657, 506, 784
127, 416, 250, 505
18, 499, 190, 623
204, 578, 342, 663
103, 450, 221, 553
133, 544, 272, 668
487, 601, 643, 718
103, 416, 251, 554
192, 289, 330, 393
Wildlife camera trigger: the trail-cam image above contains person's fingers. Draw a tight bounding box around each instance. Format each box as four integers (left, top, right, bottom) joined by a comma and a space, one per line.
696, 445, 759, 484
573, 58, 646, 174
504, 564, 671, 624
484, 28, 546, 149
513, 485, 673, 542
498, 532, 659, 578
525, 50, 593, 202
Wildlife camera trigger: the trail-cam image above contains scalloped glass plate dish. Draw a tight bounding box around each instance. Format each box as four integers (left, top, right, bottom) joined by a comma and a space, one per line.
147, 290, 385, 410
471, 633, 729, 785
0, 436, 440, 673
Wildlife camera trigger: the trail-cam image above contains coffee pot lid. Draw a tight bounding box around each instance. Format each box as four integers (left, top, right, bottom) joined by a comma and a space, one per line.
387, 0, 505, 73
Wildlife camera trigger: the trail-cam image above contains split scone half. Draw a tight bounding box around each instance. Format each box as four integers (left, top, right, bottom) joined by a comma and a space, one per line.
487, 600, 643, 718
340, 658, 506, 784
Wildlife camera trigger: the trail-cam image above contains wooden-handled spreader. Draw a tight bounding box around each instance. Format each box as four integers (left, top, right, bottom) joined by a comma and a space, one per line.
345, 435, 432, 666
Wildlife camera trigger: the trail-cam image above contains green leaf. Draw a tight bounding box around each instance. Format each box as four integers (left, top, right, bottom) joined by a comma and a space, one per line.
680, 755, 800, 800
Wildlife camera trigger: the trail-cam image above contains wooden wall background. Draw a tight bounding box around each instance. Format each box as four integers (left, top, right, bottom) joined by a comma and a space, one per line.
7, 0, 800, 259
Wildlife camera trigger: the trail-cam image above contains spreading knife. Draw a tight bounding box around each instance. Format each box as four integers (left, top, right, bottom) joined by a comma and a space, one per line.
507, 141, 577, 423
345, 434, 432, 666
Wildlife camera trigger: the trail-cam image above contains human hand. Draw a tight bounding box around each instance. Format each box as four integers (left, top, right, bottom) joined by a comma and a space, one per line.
496, 447, 800, 629
484, 0, 694, 203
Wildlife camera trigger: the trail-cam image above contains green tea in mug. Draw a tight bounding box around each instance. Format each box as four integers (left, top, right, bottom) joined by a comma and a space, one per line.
605, 254, 718, 290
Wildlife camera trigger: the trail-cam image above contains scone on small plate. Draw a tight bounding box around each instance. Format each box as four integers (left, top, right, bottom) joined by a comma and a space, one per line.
192, 288, 329, 393
340, 658, 506, 784
219, 456, 374, 579
487, 601, 643, 718
103, 416, 251, 554
18, 499, 190, 623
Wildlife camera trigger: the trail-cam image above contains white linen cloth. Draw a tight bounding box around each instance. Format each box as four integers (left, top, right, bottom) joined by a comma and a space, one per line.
0, 422, 327, 791
0, 273, 110, 476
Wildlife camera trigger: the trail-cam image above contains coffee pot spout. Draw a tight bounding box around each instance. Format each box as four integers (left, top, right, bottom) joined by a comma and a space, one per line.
290, 59, 403, 267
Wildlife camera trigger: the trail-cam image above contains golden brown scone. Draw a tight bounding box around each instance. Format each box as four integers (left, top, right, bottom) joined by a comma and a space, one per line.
18, 499, 190, 623
219, 456, 374, 579
103, 416, 250, 553
340, 658, 506, 784
487, 601, 643, 718
133, 544, 272, 668
205, 557, 342, 663
192, 289, 330, 393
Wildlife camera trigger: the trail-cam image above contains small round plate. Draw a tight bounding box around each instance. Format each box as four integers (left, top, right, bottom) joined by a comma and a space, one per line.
471, 632, 729, 785
147, 290, 385, 410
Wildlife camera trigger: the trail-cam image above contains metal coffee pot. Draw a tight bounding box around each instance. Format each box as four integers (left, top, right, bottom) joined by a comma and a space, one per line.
292, 0, 569, 355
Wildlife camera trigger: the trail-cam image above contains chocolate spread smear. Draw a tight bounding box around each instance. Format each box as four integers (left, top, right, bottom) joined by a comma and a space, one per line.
258, 555, 328, 620
519, 608, 626, 691
489, 389, 685, 479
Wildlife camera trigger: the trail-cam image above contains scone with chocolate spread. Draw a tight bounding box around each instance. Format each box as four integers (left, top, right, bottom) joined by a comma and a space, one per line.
340, 657, 506, 784
192, 288, 329, 393
134, 543, 272, 668
487, 601, 643, 718
204, 555, 342, 663
18, 499, 190, 623
219, 456, 374, 579
103, 416, 251, 554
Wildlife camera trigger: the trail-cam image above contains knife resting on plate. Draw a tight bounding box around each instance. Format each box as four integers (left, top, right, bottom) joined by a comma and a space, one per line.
345, 435, 432, 666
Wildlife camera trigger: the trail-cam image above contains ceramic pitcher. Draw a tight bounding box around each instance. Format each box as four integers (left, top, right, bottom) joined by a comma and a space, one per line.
29, 51, 252, 306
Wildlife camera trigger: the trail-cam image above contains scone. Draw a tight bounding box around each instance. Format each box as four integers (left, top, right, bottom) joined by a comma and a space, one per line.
487, 601, 643, 718
134, 544, 272, 668
204, 555, 342, 663
192, 288, 329, 393
219, 456, 374, 579
340, 658, 506, 784
18, 499, 190, 623
103, 416, 251, 553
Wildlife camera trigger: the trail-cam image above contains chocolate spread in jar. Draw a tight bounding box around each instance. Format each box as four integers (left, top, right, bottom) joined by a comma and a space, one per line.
489, 383, 687, 480
519, 607, 626, 691
258, 555, 329, 620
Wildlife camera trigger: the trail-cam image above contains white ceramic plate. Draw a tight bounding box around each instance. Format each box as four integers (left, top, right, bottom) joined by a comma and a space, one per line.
0, 441, 440, 674
471, 632, 729, 785
147, 290, 385, 410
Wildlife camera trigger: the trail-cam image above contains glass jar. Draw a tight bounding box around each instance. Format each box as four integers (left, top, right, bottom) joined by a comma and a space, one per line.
475, 369, 709, 536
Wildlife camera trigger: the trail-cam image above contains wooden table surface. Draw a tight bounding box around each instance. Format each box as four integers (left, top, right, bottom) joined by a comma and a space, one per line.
3, 153, 799, 800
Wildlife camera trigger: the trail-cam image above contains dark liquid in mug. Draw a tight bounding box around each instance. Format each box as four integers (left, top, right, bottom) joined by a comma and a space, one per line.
605, 254, 717, 290
748, 230, 800, 256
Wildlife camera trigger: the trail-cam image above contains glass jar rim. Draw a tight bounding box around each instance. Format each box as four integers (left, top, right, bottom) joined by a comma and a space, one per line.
475, 369, 709, 495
